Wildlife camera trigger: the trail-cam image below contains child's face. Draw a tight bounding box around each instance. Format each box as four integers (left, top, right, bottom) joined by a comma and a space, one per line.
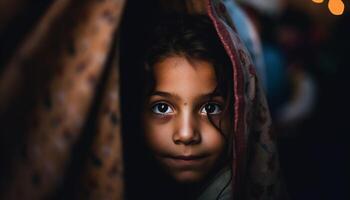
143, 56, 230, 183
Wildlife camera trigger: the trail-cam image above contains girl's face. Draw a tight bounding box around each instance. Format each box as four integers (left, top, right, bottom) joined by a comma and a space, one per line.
143, 56, 230, 183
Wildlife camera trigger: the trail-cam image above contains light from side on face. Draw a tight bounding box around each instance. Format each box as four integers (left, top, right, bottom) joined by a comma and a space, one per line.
143, 56, 230, 184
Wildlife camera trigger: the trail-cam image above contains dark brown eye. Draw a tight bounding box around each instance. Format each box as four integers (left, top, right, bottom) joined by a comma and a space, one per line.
201, 103, 222, 115
151, 103, 173, 114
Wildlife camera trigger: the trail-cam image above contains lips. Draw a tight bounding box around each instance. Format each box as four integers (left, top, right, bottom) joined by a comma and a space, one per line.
162, 154, 208, 168
170, 155, 206, 160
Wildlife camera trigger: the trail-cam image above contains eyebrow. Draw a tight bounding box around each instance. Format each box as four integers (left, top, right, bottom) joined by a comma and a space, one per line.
150, 91, 180, 100
150, 90, 223, 101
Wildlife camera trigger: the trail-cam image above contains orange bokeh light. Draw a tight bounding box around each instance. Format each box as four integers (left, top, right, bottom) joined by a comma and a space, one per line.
328, 0, 345, 15
312, 0, 345, 15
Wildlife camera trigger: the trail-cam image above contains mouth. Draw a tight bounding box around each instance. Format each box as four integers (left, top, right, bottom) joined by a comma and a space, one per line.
170, 155, 206, 160
162, 154, 208, 168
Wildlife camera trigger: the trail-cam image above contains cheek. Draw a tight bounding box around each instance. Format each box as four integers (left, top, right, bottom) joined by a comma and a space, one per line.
143, 116, 173, 153
204, 132, 226, 154
200, 120, 226, 154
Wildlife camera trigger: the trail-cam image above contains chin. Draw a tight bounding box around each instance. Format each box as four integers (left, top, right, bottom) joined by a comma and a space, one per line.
172, 171, 205, 183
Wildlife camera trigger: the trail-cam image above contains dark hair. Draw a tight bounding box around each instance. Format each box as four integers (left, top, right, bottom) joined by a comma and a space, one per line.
143, 14, 234, 134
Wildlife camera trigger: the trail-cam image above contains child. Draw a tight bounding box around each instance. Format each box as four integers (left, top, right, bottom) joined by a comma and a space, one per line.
141, 12, 283, 200
142, 14, 233, 200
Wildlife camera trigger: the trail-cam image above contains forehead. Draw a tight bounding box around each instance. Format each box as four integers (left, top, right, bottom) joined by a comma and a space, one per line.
153, 56, 217, 96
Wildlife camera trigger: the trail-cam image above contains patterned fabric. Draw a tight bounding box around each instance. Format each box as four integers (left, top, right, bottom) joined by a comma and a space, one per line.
0, 0, 125, 199
207, 0, 284, 199
0, 0, 283, 199
221, 0, 267, 89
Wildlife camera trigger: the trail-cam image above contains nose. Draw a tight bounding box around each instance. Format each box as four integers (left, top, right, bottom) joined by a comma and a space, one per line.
173, 111, 201, 145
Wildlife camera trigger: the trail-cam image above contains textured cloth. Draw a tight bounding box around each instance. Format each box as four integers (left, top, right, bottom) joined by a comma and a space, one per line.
221, 0, 267, 89
0, 0, 125, 199
208, 0, 284, 199
0, 0, 283, 199
197, 167, 233, 200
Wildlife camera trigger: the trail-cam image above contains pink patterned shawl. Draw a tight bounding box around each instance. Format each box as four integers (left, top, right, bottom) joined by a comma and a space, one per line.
207, 0, 284, 199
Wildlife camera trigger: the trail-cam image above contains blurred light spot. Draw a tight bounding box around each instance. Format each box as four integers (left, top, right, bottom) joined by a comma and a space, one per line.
328, 0, 345, 15
312, 0, 345, 16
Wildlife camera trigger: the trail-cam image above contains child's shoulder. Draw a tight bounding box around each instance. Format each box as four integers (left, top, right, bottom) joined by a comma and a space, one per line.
197, 166, 233, 200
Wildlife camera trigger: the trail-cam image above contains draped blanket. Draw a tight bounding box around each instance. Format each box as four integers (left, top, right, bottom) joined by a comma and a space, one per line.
0, 0, 283, 199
